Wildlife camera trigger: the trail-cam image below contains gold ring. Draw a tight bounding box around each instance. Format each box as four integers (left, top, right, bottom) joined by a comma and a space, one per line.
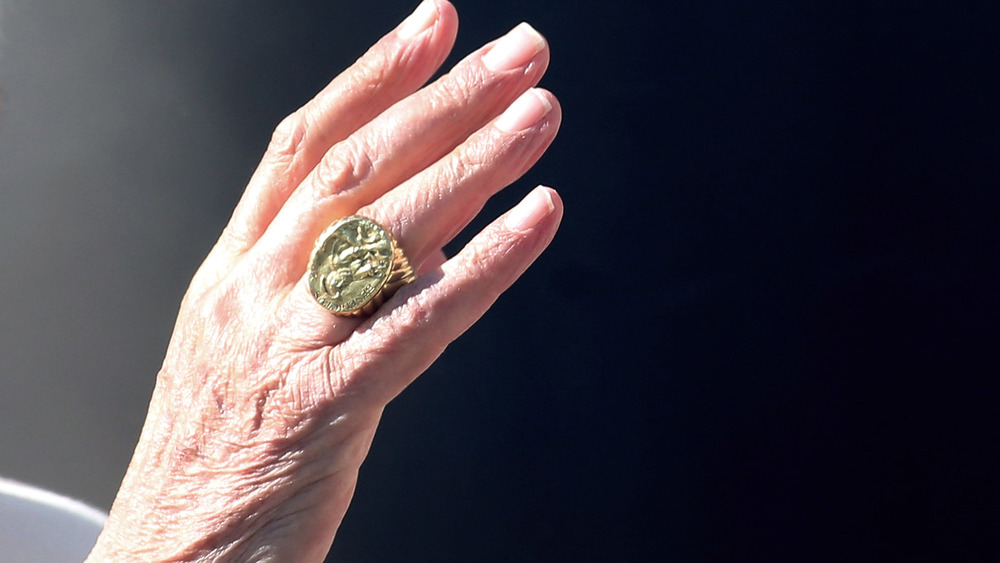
307, 216, 415, 317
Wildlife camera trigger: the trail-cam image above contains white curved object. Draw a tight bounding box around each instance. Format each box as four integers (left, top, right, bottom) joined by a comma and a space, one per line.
0, 478, 107, 562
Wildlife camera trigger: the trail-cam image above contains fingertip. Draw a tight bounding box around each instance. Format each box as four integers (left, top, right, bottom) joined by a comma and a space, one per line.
504, 185, 562, 233
531, 186, 564, 246
429, 0, 460, 44
532, 88, 561, 118
533, 90, 563, 138
397, 0, 438, 39
541, 185, 564, 217
482, 22, 547, 72
436, 0, 459, 27
396, 0, 458, 47
538, 185, 565, 235
495, 88, 552, 133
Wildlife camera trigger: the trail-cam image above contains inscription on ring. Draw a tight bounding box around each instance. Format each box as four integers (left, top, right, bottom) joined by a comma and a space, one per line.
308, 217, 394, 313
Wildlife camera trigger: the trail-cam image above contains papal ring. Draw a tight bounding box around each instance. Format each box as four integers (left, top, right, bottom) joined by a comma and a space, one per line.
307, 216, 416, 317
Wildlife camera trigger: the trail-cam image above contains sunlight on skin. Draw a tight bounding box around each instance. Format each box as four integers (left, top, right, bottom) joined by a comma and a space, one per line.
81, 2, 563, 561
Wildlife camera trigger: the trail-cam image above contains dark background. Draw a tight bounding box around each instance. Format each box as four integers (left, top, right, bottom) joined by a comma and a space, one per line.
1, 1, 997, 561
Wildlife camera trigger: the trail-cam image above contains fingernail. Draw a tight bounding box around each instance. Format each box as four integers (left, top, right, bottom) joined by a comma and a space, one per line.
398, 0, 438, 39
505, 187, 555, 232
495, 89, 552, 133
482, 22, 545, 72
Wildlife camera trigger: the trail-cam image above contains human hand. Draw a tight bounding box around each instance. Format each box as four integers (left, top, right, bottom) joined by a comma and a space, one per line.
86, 0, 561, 561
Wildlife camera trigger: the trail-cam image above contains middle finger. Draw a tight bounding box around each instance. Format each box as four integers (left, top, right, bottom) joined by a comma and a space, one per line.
253, 23, 550, 282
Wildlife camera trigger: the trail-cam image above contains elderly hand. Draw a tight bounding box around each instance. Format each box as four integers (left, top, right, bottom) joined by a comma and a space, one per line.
85, 1, 561, 560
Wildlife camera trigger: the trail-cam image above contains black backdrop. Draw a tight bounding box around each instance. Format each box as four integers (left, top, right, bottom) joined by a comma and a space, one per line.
15, 0, 991, 560
262, 1, 1000, 561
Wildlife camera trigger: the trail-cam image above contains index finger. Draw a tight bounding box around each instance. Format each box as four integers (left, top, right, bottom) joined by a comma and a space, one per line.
219, 0, 459, 256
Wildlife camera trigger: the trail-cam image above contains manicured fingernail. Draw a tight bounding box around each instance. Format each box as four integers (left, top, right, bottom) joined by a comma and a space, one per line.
495, 89, 552, 133
482, 22, 545, 72
506, 186, 555, 232
398, 0, 438, 39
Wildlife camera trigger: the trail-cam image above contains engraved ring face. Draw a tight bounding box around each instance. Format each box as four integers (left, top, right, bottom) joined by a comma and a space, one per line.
308, 216, 396, 314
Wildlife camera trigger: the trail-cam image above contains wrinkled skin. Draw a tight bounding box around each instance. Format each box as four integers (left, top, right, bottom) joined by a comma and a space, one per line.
86, 1, 562, 561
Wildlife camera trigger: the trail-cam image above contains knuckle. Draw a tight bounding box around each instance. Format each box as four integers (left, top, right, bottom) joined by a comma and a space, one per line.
350, 41, 420, 94
217, 222, 254, 253
449, 141, 492, 180
362, 304, 434, 366
313, 137, 377, 199
266, 111, 308, 162
467, 230, 516, 274
429, 65, 493, 110
323, 342, 381, 396
346, 56, 386, 100
465, 243, 497, 275
392, 295, 436, 335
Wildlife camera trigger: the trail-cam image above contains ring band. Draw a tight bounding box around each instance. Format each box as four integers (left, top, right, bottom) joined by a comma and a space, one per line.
307, 216, 415, 317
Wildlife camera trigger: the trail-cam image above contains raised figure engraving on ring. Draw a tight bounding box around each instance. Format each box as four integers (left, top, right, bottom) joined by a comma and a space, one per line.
308, 216, 415, 316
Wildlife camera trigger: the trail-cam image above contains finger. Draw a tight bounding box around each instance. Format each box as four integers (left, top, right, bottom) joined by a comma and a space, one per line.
274, 87, 558, 347
360, 88, 561, 266
325, 186, 563, 403
216, 0, 459, 257
253, 23, 551, 280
